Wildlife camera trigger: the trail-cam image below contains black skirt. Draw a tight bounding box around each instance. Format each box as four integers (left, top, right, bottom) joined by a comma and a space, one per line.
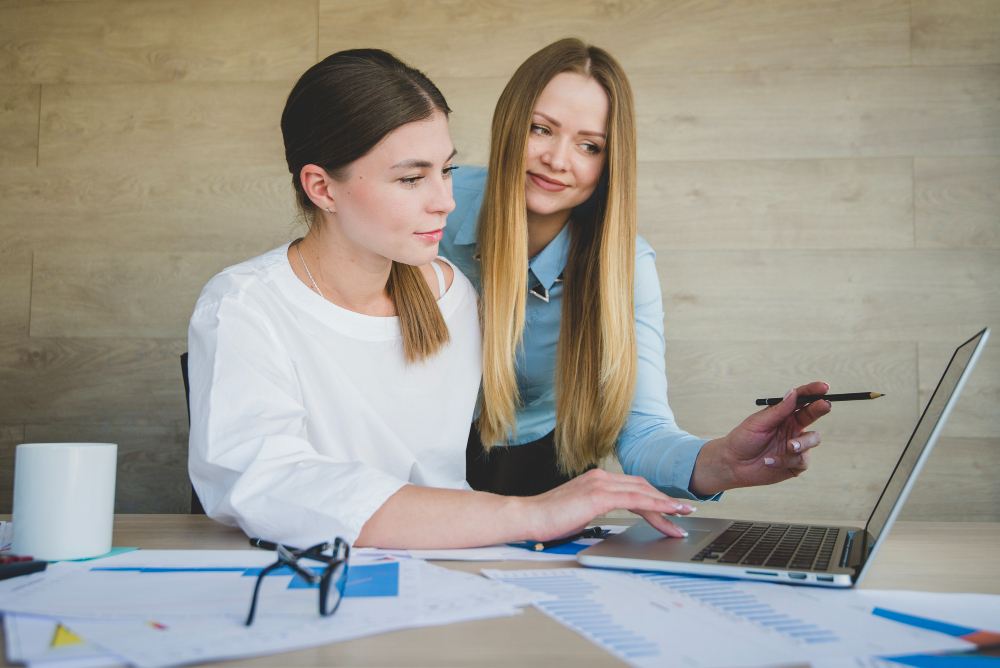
466, 424, 591, 496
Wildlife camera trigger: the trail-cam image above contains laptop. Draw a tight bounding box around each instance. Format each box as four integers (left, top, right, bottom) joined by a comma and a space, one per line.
578, 328, 990, 588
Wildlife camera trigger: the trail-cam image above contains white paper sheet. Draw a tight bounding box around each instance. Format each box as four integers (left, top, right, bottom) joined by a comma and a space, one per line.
3, 614, 129, 668
803, 588, 1000, 633
483, 568, 973, 668
0, 550, 547, 668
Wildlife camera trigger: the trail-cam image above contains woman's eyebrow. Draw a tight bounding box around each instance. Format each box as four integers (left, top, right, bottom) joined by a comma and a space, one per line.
390, 148, 458, 170
534, 111, 605, 139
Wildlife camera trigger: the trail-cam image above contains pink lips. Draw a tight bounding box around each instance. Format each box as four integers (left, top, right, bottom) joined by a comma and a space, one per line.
414, 229, 443, 242
528, 172, 568, 192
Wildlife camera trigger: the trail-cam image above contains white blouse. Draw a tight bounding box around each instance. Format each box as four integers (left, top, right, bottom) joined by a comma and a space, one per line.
187, 244, 482, 547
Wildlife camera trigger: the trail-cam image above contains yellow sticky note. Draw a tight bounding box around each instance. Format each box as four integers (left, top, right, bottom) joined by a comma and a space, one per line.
51, 624, 85, 648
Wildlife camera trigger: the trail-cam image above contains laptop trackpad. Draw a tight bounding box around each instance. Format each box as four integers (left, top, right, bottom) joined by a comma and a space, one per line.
598, 518, 727, 560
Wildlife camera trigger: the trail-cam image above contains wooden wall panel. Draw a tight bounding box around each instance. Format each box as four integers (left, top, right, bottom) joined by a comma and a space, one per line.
0, 166, 298, 254
657, 251, 1000, 343
2, 2, 996, 516
0, 0, 317, 84
355, 67, 1000, 165
899, 437, 1000, 522
637, 159, 914, 250
912, 0, 1000, 66
320, 0, 910, 77
0, 252, 32, 336
0, 85, 39, 167
435, 77, 506, 167
632, 66, 1000, 161
30, 252, 252, 338
0, 426, 25, 514
918, 341, 999, 439
0, 338, 187, 424
22, 423, 190, 513
662, 342, 918, 442
915, 157, 1000, 249
39, 83, 290, 169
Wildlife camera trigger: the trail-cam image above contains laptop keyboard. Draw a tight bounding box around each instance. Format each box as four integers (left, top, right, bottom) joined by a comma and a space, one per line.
691, 522, 840, 571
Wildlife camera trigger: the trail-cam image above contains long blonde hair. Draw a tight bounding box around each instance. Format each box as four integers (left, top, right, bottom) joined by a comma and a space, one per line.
478, 38, 638, 474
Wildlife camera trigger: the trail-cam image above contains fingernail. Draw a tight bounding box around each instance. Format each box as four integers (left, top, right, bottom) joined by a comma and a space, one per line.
684, 504, 697, 513
784, 388, 795, 401
678, 528, 689, 537
673, 503, 685, 512
791, 441, 801, 452
764, 457, 775, 466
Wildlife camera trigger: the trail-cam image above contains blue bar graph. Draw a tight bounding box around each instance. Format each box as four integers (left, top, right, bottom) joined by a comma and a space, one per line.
636, 572, 842, 644
491, 571, 665, 662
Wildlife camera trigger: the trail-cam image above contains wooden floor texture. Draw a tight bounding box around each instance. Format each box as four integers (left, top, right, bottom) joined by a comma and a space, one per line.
0, 0, 997, 518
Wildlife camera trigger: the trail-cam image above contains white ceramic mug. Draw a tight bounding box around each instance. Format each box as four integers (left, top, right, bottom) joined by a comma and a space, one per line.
11, 442, 118, 561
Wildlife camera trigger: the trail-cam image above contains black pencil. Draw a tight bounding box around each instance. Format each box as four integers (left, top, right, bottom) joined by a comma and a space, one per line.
755, 392, 884, 406
511, 526, 607, 552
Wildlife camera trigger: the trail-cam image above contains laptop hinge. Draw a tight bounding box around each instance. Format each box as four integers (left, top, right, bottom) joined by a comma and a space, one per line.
840, 529, 872, 574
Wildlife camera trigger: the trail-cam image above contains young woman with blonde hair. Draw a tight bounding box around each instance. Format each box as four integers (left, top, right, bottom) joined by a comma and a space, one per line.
188, 48, 701, 549
441, 38, 832, 502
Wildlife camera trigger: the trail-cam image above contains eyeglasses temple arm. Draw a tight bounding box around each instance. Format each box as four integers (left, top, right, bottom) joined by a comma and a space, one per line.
245, 561, 284, 626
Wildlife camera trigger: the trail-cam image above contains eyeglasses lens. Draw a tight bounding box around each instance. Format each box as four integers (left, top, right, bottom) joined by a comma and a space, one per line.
320, 560, 348, 616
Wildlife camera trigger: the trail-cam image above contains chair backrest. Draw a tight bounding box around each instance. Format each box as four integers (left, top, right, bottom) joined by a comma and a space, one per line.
181, 353, 206, 515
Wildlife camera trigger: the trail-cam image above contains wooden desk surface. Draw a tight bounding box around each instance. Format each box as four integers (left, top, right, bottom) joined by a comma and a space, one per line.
2, 515, 998, 667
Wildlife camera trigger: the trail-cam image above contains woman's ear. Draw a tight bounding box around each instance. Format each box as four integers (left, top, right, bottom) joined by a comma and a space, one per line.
300, 164, 337, 213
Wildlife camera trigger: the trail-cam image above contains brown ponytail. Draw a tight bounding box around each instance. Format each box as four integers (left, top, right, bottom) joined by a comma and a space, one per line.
387, 262, 449, 364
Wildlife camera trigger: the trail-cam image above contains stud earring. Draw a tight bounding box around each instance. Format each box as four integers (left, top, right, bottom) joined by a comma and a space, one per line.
325, 207, 332, 213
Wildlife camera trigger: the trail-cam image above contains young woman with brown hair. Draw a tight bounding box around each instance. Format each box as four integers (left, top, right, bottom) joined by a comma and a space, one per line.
441, 38, 832, 501
188, 49, 699, 550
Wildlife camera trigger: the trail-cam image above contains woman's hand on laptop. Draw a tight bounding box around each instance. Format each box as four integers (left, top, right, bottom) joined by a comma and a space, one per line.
689, 382, 832, 498
523, 469, 697, 541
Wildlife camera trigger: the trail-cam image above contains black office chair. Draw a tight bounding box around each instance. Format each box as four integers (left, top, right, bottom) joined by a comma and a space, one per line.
181, 353, 206, 515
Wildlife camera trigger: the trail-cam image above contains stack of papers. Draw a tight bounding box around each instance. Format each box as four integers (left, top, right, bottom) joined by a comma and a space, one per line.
0, 549, 549, 668
4, 533, 998, 668
483, 568, 1000, 668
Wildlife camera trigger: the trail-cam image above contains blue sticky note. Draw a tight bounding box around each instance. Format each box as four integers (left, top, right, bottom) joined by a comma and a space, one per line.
540, 542, 591, 555
873, 608, 977, 637
285, 561, 399, 597
885, 655, 1000, 667
60, 547, 139, 562
506, 541, 590, 555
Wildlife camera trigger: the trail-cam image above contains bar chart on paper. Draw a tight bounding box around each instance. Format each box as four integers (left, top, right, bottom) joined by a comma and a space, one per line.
482, 569, 971, 668
635, 571, 841, 644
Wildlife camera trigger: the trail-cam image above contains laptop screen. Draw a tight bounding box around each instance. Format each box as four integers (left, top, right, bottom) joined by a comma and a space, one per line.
865, 329, 987, 544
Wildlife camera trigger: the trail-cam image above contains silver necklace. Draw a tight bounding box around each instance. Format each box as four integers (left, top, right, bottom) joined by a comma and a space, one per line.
295, 241, 325, 299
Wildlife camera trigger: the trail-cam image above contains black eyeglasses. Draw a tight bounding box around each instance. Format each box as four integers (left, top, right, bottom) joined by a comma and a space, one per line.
245, 537, 350, 626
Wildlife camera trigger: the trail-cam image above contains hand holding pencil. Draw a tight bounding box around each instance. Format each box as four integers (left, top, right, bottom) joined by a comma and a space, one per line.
689, 382, 833, 497
755, 392, 884, 406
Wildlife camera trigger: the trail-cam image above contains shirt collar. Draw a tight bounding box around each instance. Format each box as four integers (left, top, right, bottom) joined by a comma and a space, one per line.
453, 191, 483, 246
528, 223, 571, 292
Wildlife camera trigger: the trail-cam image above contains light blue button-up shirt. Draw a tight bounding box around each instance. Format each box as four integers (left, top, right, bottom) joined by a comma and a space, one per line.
440, 165, 714, 500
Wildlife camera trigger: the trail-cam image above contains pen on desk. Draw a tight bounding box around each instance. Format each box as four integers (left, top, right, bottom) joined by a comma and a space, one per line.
249, 538, 275, 549
527, 526, 606, 552
755, 392, 884, 406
